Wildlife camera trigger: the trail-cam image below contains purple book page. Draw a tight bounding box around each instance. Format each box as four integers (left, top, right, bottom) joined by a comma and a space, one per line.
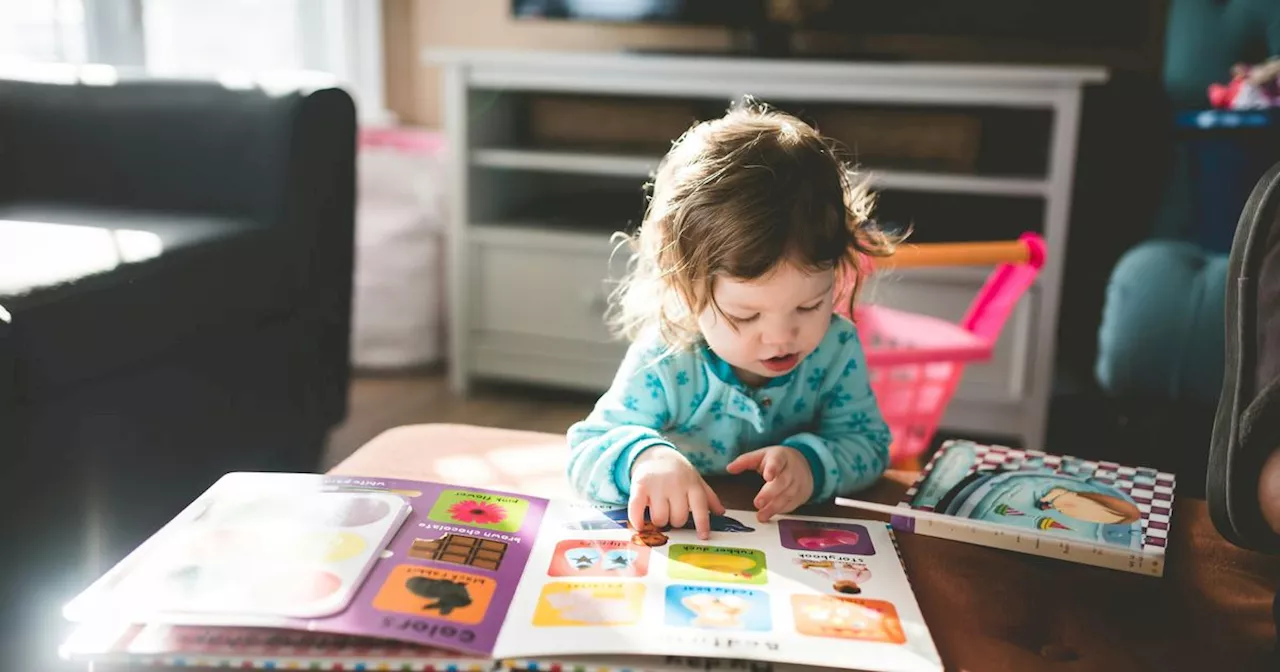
303, 476, 550, 657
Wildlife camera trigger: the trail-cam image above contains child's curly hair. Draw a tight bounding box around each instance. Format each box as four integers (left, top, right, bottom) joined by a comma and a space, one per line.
609, 100, 905, 350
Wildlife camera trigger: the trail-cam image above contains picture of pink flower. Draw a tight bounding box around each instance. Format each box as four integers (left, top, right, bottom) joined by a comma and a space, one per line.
448, 499, 507, 525
428, 490, 529, 532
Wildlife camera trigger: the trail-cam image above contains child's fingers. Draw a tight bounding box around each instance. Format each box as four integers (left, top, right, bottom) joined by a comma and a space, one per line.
756, 496, 780, 522
753, 474, 790, 508
758, 485, 801, 521
668, 494, 690, 531
628, 488, 648, 531
753, 476, 793, 521
725, 449, 765, 475
702, 482, 727, 516
689, 488, 712, 540
773, 491, 804, 518
762, 450, 787, 481
786, 491, 810, 514
648, 495, 670, 528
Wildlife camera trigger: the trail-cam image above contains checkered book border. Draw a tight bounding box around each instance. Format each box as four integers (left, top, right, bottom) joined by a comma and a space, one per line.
901, 441, 1176, 556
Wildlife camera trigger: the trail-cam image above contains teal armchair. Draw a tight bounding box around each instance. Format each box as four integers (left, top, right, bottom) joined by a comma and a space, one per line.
1094, 0, 1279, 490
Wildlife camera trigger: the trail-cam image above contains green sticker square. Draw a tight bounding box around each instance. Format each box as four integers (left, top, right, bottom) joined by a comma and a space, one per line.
427, 490, 530, 533
667, 544, 767, 585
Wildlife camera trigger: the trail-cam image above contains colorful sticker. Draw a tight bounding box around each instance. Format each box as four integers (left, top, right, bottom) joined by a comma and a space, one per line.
668, 545, 767, 585
549, 540, 650, 577
427, 490, 530, 533
665, 585, 771, 631
792, 595, 905, 644
532, 582, 645, 627
778, 520, 875, 555
409, 534, 508, 572
791, 556, 872, 595
372, 565, 496, 625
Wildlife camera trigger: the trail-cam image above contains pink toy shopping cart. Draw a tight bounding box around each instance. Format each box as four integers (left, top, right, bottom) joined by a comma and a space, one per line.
838, 233, 1047, 469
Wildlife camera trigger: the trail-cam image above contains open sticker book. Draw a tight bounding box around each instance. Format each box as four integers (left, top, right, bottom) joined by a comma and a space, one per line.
62, 472, 942, 672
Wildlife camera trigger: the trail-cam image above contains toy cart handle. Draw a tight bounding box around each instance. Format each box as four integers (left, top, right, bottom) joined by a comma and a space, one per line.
873, 234, 1046, 271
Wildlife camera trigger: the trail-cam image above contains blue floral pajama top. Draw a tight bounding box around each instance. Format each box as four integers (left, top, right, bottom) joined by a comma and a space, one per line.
566, 314, 892, 505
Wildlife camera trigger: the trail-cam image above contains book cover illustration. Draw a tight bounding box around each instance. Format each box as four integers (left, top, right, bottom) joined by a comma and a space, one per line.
897, 441, 1175, 561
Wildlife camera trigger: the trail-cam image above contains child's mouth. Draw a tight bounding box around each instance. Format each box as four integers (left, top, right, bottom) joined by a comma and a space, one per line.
760, 353, 799, 372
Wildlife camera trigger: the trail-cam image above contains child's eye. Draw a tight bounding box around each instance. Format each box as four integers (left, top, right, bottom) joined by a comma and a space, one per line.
797, 302, 824, 313
729, 313, 760, 324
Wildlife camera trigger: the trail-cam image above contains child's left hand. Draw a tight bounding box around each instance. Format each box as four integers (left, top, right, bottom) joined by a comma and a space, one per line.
726, 445, 814, 522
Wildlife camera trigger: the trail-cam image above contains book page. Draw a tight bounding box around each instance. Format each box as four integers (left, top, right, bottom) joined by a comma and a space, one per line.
313, 476, 551, 656
62, 473, 554, 659
491, 501, 941, 672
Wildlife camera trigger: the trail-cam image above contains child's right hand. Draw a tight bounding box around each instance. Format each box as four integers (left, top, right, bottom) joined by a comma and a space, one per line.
629, 446, 725, 540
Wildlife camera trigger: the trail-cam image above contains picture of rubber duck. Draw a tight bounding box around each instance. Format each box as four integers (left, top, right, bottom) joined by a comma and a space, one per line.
678, 552, 761, 580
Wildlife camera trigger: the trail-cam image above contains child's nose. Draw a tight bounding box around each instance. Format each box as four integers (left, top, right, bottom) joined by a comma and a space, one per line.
761, 318, 799, 345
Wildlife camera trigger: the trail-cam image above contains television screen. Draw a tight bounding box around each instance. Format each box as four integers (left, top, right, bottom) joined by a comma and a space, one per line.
511, 0, 1154, 48
511, 0, 761, 26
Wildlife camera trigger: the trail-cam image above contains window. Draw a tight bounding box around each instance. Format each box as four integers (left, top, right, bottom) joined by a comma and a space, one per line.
0, 0, 87, 64
0, 0, 388, 123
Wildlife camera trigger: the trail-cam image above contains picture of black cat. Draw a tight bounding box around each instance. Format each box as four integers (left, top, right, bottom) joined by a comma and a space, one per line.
405, 576, 473, 615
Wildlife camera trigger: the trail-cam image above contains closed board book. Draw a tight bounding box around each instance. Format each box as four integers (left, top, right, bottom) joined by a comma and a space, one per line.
60, 472, 942, 672
841, 440, 1176, 577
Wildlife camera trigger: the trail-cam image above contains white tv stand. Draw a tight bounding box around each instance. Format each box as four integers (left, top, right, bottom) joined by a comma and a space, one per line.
427, 48, 1106, 451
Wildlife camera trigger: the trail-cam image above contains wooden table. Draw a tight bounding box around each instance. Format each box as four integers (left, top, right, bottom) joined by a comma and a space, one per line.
328, 424, 1280, 672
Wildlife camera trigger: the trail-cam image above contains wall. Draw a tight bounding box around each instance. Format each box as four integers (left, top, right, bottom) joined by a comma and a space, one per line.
382, 0, 731, 128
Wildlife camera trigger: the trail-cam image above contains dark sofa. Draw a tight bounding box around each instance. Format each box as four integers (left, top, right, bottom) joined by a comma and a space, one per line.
0, 72, 356, 669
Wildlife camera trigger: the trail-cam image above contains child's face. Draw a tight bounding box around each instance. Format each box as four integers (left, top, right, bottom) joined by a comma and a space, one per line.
698, 260, 834, 387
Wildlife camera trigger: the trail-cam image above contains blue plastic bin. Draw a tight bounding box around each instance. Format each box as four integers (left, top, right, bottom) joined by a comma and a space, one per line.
1174, 109, 1280, 253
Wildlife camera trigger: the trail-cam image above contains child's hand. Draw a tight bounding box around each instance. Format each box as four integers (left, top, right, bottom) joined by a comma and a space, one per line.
630, 446, 725, 540
726, 446, 814, 522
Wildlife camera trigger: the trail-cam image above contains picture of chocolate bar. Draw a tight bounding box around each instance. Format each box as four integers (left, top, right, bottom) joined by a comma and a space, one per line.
409, 534, 507, 571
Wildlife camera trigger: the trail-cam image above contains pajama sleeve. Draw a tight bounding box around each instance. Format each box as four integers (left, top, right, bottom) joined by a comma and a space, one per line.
781, 324, 892, 501
566, 337, 680, 505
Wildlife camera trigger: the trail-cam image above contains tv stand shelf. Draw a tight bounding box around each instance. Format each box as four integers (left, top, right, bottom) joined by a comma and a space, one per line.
427, 48, 1106, 451
472, 147, 1051, 197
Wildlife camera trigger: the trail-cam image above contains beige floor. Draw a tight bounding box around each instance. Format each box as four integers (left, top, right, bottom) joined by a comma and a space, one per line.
322, 371, 596, 468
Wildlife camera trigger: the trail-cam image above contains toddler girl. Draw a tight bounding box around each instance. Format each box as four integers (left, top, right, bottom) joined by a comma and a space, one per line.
567, 102, 901, 539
